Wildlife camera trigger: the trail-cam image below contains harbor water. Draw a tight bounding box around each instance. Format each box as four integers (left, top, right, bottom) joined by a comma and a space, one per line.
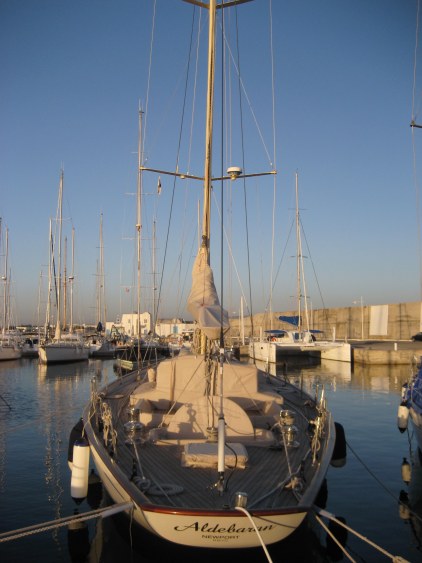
0, 357, 421, 562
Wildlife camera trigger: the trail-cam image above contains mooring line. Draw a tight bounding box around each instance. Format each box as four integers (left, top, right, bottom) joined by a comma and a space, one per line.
0, 502, 134, 543
0, 394, 12, 409
234, 506, 273, 563
314, 507, 410, 563
313, 512, 356, 562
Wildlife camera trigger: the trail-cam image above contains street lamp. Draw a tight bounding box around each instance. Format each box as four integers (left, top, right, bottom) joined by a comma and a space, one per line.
352, 297, 364, 340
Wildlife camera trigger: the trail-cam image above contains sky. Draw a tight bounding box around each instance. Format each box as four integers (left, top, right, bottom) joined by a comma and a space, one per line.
1, 0, 422, 327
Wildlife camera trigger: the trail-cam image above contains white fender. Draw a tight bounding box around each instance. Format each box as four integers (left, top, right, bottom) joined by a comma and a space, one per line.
401, 457, 411, 485
397, 403, 409, 433
71, 437, 90, 500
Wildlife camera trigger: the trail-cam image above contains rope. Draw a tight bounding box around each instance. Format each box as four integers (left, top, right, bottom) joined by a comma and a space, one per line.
0, 502, 133, 543
234, 506, 273, 563
313, 512, 356, 562
347, 436, 422, 531
314, 507, 410, 563
346, 439, 405, 503
248, 474, 298, 509
0, 394, 12, 409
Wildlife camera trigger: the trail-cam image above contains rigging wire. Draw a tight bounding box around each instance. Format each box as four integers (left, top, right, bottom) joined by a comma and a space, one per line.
220, 1, 225, 348
142, 0, 156, 325
169, 9, 203, 320
222, 33, 274, 169
211, 190, 251, 314
300, 220, 329, 318
269, 0, 277, 331
261, 217, 295, 326
141, 0, 156, 156
411, 0, 422, 301
154, 6, 197, 326
233, 1, 255, 340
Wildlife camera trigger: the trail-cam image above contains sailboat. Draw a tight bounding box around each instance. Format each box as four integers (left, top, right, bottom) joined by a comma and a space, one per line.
38, 170, 89, 364
77, 0, 340, 551
249, 173, 351, 364
114, 108, 169, 373
0, 222, 22, 361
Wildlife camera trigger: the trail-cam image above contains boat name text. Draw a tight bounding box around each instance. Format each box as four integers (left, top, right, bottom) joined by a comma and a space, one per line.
174, 522, 275, 534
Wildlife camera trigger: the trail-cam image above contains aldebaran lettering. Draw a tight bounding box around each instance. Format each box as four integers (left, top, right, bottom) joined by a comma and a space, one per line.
174, 521, 275, 534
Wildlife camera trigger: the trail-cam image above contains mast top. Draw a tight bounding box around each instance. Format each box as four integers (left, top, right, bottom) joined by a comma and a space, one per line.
182, 0, 254, 10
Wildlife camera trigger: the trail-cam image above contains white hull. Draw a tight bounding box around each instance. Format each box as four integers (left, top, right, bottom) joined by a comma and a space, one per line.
0, 332, 22, 361
0, 346, 22, 361
249, 341, 277, 363
88, 425, 310, 548
39, 342, 89, 364
82, 357, 336, 551
409, 409, 422, 453
317, 342, 351, 362
21, 338, 39, 358
88, 340, 115, 358
249, 340, 351, 363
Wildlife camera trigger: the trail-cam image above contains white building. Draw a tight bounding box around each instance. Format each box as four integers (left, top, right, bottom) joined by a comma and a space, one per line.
106, 312, 151, 339
155, 318, 195, 338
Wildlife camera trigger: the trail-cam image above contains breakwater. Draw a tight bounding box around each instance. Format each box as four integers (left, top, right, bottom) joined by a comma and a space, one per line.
229, 300, 422, 342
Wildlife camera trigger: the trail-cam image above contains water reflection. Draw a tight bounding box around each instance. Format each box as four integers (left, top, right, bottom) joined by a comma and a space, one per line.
398, 449, 422, 554
279, 358, 414, 395
66, 492, 343, 563
38, 360, 96, 380
1, 358, 421, 562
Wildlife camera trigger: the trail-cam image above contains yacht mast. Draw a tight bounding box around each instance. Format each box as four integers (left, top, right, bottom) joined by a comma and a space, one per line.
45, 219, 53, 339
201, 0, 217, 261
100, 214, 106, 329
295, 174, 301, 332
54, 170, 64, 340
295, 173, 310, 333
136, 107, 143, 348
2, 226, 8, 334
69, 227, 75, 333
152, 218, 156, 335
63, 236, 67, 330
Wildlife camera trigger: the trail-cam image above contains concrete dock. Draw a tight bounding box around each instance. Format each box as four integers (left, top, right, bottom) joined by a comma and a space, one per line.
238, 340, 422, 365
229, 300, 422, 365
350, 339, 422, 365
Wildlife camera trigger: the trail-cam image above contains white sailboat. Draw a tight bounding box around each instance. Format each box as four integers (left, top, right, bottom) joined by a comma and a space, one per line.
38, 170, 89, 364
78, 0, 341, 551
115, 108, 169, 372
250, 173, 351, 363
0, 222, 22, 361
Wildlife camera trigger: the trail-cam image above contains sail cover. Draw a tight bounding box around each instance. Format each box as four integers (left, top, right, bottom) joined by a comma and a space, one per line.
277, 316, 322, 334
187, 248, 229, 340
278, 315, 300, 327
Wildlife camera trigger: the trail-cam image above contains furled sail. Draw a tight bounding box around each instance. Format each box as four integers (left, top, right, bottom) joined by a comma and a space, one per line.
187, 247, 229, 340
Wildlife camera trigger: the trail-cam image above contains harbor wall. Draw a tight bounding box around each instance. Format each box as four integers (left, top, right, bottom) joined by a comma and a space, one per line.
228, 300, 422, 342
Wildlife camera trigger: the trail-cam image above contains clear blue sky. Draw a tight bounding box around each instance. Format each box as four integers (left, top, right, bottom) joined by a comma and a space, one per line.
1, 0, 421, 327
